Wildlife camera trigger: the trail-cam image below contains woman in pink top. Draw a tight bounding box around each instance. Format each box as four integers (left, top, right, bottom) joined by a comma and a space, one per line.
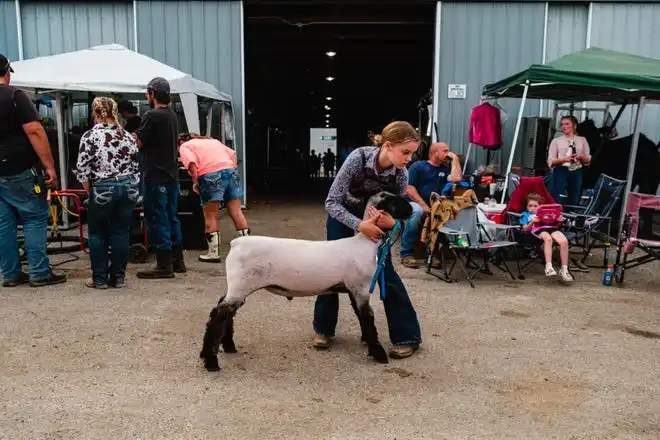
547, 116, 591, 206
178, 133, 250, 263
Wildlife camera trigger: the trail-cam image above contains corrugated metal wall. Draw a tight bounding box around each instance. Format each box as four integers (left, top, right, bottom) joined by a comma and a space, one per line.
20, 1, 135, 58
135, 0, 245, 201
1, 1, 19, 62
590, 3, 660, 144
543, 2, 589, 117
435, 2, 545, 172
17, 2, 135, 126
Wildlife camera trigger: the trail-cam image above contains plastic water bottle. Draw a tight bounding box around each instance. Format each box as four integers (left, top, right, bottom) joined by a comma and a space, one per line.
602, 264, 614, 287
456, 227, 465, 247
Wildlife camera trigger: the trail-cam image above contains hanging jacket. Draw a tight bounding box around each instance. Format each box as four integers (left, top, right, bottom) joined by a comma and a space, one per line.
468, 102, 502, 149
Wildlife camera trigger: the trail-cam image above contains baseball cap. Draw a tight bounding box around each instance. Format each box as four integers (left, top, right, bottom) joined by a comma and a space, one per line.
147, 77, 170, 94
0, 54, 14, 73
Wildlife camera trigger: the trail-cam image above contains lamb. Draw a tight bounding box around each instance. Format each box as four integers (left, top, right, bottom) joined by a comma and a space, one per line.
199, 191, 413, 372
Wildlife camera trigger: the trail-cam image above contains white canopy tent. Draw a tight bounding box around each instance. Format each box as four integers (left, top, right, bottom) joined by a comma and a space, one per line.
10, 44, 233, 202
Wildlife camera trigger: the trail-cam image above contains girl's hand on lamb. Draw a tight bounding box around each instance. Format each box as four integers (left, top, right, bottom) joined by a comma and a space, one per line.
376, 212, 396, 230
359, 215, 384, 241
366, 206, 381, 219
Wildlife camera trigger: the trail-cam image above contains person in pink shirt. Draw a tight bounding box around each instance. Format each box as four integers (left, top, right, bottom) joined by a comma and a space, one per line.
547, 116, 591, 206
178, 133, 250, 263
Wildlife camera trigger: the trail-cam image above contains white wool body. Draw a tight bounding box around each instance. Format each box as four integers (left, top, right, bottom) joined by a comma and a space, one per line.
224, 233, 378, 304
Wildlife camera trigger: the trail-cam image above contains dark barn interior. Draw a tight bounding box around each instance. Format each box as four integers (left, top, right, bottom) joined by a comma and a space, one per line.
243, 0, 436, 200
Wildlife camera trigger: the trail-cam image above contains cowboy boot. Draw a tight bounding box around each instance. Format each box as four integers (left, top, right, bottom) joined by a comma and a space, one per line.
136, 249, 175, 279
172, 244, 187, 273
199, 232, 222, 263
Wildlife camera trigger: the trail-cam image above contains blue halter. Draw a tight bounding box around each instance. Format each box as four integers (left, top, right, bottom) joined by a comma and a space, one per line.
369, 220, 402, 301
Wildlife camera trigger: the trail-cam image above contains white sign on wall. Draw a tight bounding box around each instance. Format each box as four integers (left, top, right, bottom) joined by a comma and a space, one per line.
448, 84, 467, 99
310, 128, 337, 155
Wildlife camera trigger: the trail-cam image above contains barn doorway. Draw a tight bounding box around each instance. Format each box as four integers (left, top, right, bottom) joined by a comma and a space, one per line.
243, 0, 436, 202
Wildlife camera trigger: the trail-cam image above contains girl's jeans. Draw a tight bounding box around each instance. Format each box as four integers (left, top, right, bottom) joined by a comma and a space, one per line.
313, 215, 422, 346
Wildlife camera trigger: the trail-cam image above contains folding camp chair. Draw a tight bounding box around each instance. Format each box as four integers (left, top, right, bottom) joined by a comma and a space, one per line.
429, 206, 520, 288
562, 174, 626, 268
613, 192, 660, 283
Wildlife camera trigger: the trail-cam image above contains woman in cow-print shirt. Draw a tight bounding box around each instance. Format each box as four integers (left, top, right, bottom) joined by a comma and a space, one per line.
75, 97, 140, 289
75, 103, 139, 187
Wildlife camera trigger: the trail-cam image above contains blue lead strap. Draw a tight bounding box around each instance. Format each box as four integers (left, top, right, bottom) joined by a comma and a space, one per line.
369, 221, 402, 301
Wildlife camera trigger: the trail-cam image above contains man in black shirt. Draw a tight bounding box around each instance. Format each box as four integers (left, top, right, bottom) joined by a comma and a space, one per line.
0, 54, 66, 287
134, 77, 185, 279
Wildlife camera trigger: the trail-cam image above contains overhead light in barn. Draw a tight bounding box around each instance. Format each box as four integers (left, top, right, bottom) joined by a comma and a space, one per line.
325, 114, 330, 118
326, 51, 337, 57
325, 124, 330, 128
326, 97, 332, 101
325, 105, 331, 110
326, 76, 334, 82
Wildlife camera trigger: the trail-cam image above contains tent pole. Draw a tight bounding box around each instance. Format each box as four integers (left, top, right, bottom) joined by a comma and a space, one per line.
618, 97, 646, 238
463, 143, 472, 174
500, 81, 530, 203
205, 104, 213, 137
54, 92, 69, 228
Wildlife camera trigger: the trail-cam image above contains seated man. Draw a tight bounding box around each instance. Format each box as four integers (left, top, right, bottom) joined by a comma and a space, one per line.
400, 142, 462, 268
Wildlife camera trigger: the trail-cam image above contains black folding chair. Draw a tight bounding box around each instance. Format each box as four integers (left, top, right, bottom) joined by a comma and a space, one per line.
563, 173, 625, 268
427, 207, 520, 288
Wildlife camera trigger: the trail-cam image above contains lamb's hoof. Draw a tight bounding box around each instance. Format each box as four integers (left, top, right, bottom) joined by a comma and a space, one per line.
286, 296, 293, 301
222, 342, 238, 353
368, 345, 389, 364
203, 356, 221, 372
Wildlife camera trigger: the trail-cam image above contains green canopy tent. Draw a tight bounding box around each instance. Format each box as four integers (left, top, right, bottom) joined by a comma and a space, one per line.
482, 47, 660, 232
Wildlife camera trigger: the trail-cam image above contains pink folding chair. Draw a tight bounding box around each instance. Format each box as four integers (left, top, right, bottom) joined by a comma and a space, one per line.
614, 192, 660, 283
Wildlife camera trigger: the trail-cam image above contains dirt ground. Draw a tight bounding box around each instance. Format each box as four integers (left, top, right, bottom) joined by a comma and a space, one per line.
1, 200, 659, 440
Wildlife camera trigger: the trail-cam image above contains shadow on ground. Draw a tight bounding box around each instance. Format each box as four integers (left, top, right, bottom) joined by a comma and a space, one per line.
1, 200, 659, 440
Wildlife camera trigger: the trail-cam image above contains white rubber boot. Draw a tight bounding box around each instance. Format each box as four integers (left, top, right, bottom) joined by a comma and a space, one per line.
199, 232, 222, 263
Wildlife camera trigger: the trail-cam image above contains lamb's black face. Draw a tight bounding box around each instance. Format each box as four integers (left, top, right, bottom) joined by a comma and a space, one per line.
369, 191, 413, 220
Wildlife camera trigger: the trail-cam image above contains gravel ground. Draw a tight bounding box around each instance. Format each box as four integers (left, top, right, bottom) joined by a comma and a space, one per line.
1, 200, 659, 440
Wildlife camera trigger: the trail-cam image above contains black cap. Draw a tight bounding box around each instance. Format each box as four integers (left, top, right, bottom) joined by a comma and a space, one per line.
147, 77, 170, 94
0, 54, 14, 74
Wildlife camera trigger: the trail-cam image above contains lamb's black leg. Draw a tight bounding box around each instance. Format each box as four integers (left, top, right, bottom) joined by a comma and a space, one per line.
221, 312, 237, 353
356, 297, 388, 364
199, 305, 226, 371
348, 293, 368, 344
200, 295, 236, 371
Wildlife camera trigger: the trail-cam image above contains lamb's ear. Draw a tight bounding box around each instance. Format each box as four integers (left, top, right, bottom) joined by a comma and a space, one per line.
430, 192, 441, 205
384, 196, 413, 220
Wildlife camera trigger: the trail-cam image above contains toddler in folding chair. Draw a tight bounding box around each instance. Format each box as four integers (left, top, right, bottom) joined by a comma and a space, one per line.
519, 193, 573, 282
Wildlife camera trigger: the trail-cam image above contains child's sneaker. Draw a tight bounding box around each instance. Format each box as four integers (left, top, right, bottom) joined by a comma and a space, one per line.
545, 265, 557, 277
559, 267, 574, 282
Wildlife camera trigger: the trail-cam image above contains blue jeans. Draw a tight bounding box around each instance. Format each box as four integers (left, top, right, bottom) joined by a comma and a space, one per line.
198, 169, 244, 205
87, 177, 139, 284
552, 167, 583, 206
313, 215, 422, 346
143, 183, 183, 251
400, 201, 425, 258
0, 169, 51, 282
